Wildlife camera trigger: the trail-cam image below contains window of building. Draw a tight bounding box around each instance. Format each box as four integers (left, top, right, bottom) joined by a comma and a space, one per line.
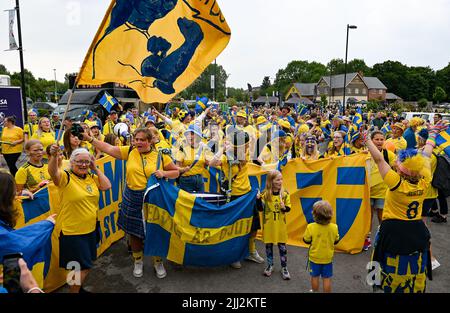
362, 88, 367, 94
355, 88, 359, 94
379, 89, 383, 95
347, 88, 351, 94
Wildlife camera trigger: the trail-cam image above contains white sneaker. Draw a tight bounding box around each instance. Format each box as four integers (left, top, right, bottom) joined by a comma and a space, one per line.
245, 251, 265, 264
154, 261, 167, 279
133, 260, 143, 278
230, 261, 242, 269
432, 259, 441, 271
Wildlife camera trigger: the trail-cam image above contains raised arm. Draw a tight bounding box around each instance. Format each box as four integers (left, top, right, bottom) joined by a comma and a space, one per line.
89, 155, 111, 191
48, 144, 63, 186
365, 135, 391, 179
83, 132, 123, 160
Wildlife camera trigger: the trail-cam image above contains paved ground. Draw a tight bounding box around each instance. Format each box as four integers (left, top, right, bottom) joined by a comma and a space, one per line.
66, 209, 450, 293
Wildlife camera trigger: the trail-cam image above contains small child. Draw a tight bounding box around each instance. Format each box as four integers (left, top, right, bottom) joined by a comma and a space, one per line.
257, 170, 291, 280
303, 200, 340, 292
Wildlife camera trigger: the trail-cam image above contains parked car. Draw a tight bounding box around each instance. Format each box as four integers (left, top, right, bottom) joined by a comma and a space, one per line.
32, 101, 58, 116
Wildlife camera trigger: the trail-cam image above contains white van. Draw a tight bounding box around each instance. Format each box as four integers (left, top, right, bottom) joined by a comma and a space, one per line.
401, 112, 450, 124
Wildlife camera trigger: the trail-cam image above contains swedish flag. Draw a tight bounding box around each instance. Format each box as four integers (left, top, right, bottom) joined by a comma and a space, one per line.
99, 91, 118, 113
381, 122, 392, 135
353, 107, 363, 130
435, 127, 450, 157
143, 176, 256, 266
195, 96, 209, 115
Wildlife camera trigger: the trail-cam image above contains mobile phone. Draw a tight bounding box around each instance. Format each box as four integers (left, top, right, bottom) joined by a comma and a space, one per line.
2, 253, 23, 293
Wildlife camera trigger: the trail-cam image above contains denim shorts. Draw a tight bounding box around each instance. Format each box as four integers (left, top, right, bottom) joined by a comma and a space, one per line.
178, 174, 205, 193
309, 261, 333, 278
370, 198, 385, 210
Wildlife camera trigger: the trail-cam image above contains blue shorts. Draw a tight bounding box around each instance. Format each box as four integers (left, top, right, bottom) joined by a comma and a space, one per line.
370, 198, 385, 210
309, 261, 333, 278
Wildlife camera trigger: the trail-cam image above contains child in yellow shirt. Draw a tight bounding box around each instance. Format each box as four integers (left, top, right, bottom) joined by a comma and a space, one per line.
303, 200, 340, 293
257, 170, 291, 280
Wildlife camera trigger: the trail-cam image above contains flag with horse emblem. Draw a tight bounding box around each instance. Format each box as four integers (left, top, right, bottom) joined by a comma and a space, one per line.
77, 0, 231, 103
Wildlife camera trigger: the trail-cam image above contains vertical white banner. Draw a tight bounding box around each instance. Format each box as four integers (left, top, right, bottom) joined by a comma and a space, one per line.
211, 75, 215, 89
7, 9, 18, 50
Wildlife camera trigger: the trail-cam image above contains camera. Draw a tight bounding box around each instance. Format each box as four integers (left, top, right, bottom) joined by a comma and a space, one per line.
71, 123, 85, 141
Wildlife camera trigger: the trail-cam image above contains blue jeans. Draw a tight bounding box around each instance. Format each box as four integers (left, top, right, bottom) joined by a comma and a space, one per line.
178, 174, 205, 193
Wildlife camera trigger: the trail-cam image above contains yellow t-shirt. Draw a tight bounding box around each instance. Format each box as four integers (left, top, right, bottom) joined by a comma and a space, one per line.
220, 154, 251, 196
102, 121, 117, 135
176, 144, 207, 176
23, 122, 39, 137
58, 170, 100, 235
1, 126, 24, 154
15, 162, 51, 191
386, 137, 407, 152
303, 222, 340, 264
119, 146, 173, 191
31, 131, 55, 155
261, 191, 291, 244
382, 169, 430, 221
369, 149, 396, 199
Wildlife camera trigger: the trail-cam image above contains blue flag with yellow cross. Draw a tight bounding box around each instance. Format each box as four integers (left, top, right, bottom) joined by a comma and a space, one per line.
143, 176, 256, 266
77, 0, 231, 103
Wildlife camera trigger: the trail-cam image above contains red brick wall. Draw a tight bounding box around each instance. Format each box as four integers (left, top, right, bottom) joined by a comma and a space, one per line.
368, 89, 386, 101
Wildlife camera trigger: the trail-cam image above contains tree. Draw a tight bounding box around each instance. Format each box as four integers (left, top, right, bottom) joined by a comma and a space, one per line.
433, 86, 447, 104
347, 59, 372, 76
327, 59, 346, 75
183, 63, 229, 101
418, 98, 428, 110
261, 76, 271, 91
320, 94, 328, 107
436, 63, 450, 102
371, 61, 410, 100
274, 60, 327, 94
0, 64, 10, 75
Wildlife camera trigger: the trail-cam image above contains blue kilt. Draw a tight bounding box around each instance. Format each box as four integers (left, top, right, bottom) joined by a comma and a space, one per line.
117, 186, 146, 239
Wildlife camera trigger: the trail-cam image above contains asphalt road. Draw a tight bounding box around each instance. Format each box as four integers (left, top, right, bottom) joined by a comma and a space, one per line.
72, 209, 450, 293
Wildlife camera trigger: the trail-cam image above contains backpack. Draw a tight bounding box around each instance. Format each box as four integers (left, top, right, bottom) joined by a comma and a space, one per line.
431, 153, 450, 197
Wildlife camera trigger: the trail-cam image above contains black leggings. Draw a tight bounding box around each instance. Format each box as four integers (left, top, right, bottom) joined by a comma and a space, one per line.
432, 190, 448, 215
3, 153, 21, 176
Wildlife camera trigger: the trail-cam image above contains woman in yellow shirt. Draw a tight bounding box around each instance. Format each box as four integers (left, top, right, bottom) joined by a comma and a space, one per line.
209, 127, 264, 269
1, 116, 24, 176
15, 140, 52, 196
176, 125, 208, 192
365, 126, 438, 293
48, 146, 111, 293
31, 117, 55, 157
323, 131, 346, 158
84, 127, 179, 280
301, 135, 320, 160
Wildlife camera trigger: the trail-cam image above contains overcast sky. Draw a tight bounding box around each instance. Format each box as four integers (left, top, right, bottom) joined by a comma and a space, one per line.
1, 0, 450, 89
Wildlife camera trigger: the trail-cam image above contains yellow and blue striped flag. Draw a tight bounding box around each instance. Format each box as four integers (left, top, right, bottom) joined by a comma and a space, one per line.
99, 91, 118, 112
435, 127, 450, 157
353, 107, 363, 130
143, 176, 256, 266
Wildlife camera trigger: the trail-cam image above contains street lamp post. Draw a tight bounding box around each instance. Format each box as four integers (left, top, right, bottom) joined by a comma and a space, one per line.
53, 69, 57, 102
343, 24, 357, 113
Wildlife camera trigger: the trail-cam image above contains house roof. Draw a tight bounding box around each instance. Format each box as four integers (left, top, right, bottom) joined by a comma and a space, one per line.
293, 83, 317, 96
386, 93, 402, 100
363, 77, 387, 90
285, 97, 314, 105
252, 96, 279, 105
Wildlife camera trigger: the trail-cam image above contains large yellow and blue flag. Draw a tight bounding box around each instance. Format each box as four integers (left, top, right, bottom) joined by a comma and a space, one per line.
435, 127, 450, 157
143, 176, 256, 266
77, 0, 231, 103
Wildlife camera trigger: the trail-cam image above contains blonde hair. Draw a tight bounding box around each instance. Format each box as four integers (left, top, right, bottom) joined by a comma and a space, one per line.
36, 117, 55, 138
263, 170, 284, 204
313, 200, 333, 225
24, 139, 43, 152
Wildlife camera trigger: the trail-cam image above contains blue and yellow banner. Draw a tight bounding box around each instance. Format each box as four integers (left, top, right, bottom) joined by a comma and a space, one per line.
435, 127, 450, 157
202, 154, 371, 254
143, 176, 256, 266
77, 0, 231, 103
12, 156, 126, 292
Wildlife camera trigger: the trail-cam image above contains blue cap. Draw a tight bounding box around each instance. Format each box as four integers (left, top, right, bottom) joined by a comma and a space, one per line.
273, 130, 287, 139
184, 124, 204, 138
146, 115, 156, 124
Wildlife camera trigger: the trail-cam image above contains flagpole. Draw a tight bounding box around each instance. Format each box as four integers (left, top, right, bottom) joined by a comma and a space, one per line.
15, 0, 27, 123
56, 75, 80, 143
